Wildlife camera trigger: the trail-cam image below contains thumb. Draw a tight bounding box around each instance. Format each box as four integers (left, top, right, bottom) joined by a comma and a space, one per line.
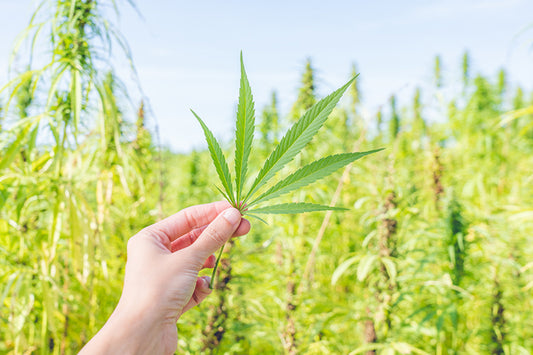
191, 207, 242, 261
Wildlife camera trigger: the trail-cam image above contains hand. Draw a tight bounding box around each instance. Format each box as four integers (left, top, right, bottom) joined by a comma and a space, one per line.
79, 201, 250, 355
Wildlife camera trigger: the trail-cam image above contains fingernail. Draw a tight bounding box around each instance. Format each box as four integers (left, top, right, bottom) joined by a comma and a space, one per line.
222, 208, 241, 225
201, 276, 211, 289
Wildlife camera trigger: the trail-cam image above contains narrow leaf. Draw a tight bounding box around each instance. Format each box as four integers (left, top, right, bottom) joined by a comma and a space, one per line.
245, 76, 356, 201
191, 110, 235, 204
234, 52, 255, 202
214, 185, 232, 203
381, 257, 397, 282
71, 69, 82, 136
331, 255, 359, 285
0, 117, 40, 170
357, 255, 377, 282
247, 202, 347, 215
245, 213, 268, 224
249, 149, 383, 206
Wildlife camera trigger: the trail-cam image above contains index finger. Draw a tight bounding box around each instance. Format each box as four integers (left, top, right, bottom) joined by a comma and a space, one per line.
144, 201, 232, 243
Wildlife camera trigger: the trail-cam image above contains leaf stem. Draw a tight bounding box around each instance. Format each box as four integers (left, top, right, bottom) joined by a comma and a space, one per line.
209, 242, 226, 289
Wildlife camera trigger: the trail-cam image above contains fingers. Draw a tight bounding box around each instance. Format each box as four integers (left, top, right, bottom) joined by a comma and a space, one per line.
234, 218, 251, 237
180, 276, 212, 315
171, 218, 251, 252
145, 201, 231, 243
203, 254, 216, 269
171, 225, 207, 252
191, 208, 242, 261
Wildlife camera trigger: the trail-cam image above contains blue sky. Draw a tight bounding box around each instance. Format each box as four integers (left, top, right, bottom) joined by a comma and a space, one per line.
1, 0, 532, 151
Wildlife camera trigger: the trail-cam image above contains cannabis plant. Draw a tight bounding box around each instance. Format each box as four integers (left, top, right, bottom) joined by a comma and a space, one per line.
192, 54, 381, 286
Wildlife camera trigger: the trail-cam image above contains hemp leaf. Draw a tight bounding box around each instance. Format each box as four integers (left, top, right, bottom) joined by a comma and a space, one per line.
192, 53, 382, 287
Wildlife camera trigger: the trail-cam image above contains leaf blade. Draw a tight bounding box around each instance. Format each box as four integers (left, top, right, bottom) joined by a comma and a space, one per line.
247, 202, 347, 215
331, 255, 359, 285
249, 149, 383, 206
244, 76, 357, 201
357, 255, 377, 282
191, 110, 235, 204
234, 52, 255, 202
245, 213, 268, 224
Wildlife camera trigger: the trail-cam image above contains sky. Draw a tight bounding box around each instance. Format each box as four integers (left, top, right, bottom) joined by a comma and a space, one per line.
1, 0, 532, 152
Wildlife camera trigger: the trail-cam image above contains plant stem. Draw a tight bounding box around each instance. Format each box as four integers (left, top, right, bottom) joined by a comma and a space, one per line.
209, 242, 226, 289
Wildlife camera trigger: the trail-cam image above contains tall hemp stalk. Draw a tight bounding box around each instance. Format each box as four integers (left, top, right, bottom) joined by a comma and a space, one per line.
0, 0, 143, 353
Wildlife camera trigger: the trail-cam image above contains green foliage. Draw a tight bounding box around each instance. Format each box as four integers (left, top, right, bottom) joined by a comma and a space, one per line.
14, 69, 33, 118
513, 87, 525, 110
434, 54, 443, 88
376, 107, 383, 135
2, 4, 533, 354
248, 202, 347, 214
260, 91, 279, 147
0, 101, 3, 131
389, 95, 400, 140
290, 58, 317, 122
234, 53, 256, 203
194, 56, 377, 217
349, 62, 361, 114
245, 76, 359, 205
497, 68, 507, 98
192, 110, 235, 205
413, 87, 425, 135
0, 1, 153, 354
445, 197, 468, 286
133, 100, 153, 171
194, 56, 380, 287
249, 150, 382, 206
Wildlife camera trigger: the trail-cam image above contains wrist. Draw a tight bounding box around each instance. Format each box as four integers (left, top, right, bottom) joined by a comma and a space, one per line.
79, 306, 148, 355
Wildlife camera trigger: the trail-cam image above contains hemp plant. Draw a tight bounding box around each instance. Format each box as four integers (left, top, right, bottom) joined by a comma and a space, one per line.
192, 54, 381, 287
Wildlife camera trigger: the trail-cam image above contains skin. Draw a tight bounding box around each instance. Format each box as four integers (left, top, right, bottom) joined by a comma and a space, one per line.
79, 201, 250, 355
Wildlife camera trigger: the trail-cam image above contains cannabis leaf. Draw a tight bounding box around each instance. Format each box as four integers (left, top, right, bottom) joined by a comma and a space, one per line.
234, 52, 255, 205
248, 202, 348, 214
247, 150, 383, 208
191, 109, 235, 205
192, 54, 383, 288
244, 77, 356, 201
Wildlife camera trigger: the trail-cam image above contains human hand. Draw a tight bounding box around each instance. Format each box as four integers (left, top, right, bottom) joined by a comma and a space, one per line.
79, 201, 250, 355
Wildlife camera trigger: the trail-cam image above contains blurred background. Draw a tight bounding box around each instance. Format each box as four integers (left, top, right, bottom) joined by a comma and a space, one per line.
0, 0, 532, 354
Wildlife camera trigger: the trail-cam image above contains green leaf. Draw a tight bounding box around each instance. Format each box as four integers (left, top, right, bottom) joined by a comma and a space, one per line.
247, 202, 347, 215
349, 343, 386, 354
245, 213, 268, 224
214, 185, 232, 203
46, 63, 68, 108
191, 109, 235, 204
244, 77, 357, 201
331, 255, 359, 285
249, 149, 383, 206
71, 69, 82, 136
391, 343, 431, 355
0, 116, 40, 170
362, 230, 377, 248
234, 52, 255, 202
357, 254, 377, 282
381, 257, 397, 282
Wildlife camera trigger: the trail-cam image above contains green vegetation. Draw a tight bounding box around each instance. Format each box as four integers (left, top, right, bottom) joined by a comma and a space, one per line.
1, 1, 533, 354
193, 54, 380, 287
193, 55, 379, 217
